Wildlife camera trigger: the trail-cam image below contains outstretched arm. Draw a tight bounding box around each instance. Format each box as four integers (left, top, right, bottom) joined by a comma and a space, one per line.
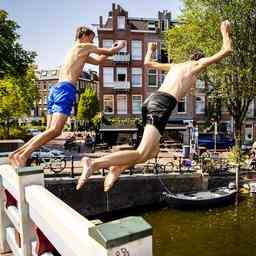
144, 43, 172, 71
86, 55, 109, 65
89, 40, 125, 56
192, 20, 232, 74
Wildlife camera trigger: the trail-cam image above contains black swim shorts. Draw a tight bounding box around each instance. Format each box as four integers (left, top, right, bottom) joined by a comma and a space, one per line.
142, 91, 177, 135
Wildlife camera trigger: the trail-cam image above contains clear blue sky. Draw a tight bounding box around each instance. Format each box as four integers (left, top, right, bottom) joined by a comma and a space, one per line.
1, 0, 183, 70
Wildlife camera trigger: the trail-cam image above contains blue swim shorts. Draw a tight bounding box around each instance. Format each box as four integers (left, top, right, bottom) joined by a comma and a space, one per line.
47, 81, 76, 116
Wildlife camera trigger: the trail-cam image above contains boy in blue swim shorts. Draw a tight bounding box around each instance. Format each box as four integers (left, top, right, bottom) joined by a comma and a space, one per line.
9, 26, 125, 167
47, 81, 77, 117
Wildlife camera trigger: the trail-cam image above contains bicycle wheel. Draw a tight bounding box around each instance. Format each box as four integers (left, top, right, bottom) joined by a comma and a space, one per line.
49, 158, 66, 173
164, 161, 175, 173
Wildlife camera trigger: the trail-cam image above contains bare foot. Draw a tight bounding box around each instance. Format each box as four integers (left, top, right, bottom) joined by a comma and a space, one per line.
13, 154, 27, 168
76, 157, 93, 190
104, 166, 123, 192
8, 152, 17, 168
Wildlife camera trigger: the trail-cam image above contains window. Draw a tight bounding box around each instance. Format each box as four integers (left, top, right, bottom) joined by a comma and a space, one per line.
116, 67, 127, 82
245, 123, 253, 141
41, 71, 47, 76
196, 80, 205, 89
247, 100, 254, 117
51, 70, 57, 75
148, 69, 157, 87
132, 95, 142, 114
103, 95, 114, 114
148, 20, 156, 31
103, 39, 113, 48
103, 67, 113, 87
148, 42, 158, 60
195, 95, 205, 114
132, 68, 142, 87
131, 40, 142, 60
177, 97, 186, 113
44, 96, 47, 105
117, 95, 127, 114
117, 16, 126, 30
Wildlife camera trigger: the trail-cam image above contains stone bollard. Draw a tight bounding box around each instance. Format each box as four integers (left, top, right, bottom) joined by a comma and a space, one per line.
89, 216, 153, 256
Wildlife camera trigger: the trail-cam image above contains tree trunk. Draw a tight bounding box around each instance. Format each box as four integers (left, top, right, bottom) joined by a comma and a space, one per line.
234, 119, 243, 164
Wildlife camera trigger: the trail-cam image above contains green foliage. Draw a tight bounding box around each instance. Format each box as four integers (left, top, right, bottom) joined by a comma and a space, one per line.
77, 87, 99, 121
165, 0, 256, 145
227, 145, 247, 165
0, 10, 36, 76
0, 10, 38, 139
0, 67, 38, 125
110, 117, 141, 128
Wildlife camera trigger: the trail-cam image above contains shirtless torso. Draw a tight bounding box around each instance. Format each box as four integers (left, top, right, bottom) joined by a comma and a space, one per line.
158, 61, 198, 101
58, 43, 96, 84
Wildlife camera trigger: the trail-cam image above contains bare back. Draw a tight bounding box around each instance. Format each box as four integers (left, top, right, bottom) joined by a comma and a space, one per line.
58, 43, 94, 84
158, 61, 198, 101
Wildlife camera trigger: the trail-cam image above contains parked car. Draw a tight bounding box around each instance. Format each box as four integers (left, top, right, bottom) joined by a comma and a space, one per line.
28, 146, 66, 173
198, 133, 235, 150
31, 146, 65, 159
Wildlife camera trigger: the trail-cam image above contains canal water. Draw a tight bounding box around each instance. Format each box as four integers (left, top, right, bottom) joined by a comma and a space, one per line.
142, 194, 256, 256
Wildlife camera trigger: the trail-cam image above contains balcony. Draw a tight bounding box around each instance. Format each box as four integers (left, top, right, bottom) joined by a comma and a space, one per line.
113, 52, 130, 62
112, 81, 131, 91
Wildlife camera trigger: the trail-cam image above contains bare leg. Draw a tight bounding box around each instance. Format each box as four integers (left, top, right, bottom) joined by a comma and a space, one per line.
104, 165, 130, 192
13, 113, 67, 167
9, 115, 53, 166
77, 125, 161, 190
104, 145, 160, 192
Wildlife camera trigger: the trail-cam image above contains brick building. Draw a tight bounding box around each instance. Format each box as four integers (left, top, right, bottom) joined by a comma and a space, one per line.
97, 4, 175, 118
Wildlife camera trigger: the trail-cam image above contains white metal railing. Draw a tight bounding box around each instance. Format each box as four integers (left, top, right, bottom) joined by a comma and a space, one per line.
0, 157, 153, 256
113, 52, 130, 62
113, 81, 131, 90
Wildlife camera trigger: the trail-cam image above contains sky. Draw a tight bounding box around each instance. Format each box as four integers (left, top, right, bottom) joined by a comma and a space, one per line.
1, 0, 183, 71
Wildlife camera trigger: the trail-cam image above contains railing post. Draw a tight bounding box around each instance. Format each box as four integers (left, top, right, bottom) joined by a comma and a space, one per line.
0, 152, 44, 256
89, 216, 153, 256
71, 156, 74, 178
0, 154, 11, 253
16, 166, 44, 256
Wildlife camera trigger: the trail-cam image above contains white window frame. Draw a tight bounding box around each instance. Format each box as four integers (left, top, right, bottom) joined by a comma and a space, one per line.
132, 95, 142, 114
247, 100, 254, 117
103, 39, 113, 48
196, 80, 205, 89
195, 94, 205, 114
131, 40, 142, 60
103, 95, 114, 114
103, 67, 114, 87
245, 123, 253, 141
117, 16, 126, 30
116, 67, 127, 82
177, 97, 187, 114
132, 68, 142, 87
117, 95, 127, 114
148, 69, 158, 87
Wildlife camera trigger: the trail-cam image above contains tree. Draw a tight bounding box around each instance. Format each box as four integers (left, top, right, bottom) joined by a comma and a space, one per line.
0, 67, 38, 138
77, 87, 99, 126
0, 10, 36, 76
165, 0, 256, 149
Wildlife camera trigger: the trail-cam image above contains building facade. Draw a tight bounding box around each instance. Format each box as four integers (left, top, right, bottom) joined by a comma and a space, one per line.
98, 4, 175, 119
95, 4, 254, 145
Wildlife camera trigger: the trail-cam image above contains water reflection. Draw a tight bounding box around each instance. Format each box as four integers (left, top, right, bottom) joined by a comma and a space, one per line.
143, 194, 256, 256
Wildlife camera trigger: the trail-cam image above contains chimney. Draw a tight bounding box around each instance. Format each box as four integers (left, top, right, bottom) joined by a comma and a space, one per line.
112, 3, 116, 11
99, 16, 103, 27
